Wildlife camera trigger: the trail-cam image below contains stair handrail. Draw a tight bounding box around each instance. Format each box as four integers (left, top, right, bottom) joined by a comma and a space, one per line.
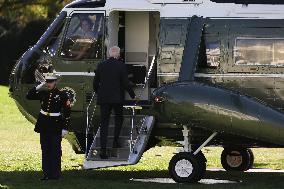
136, 55, 156, 100
85, 91, 97, 158
128, 55, 156, 153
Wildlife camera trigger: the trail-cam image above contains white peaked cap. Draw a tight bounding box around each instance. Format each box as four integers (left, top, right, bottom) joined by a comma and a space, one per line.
44, 73, 57, 81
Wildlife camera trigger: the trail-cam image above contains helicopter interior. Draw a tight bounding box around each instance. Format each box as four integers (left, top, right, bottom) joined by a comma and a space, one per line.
107, 11, 160, 102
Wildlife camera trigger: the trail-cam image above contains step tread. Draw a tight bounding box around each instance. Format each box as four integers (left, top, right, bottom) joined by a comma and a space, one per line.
91, 147, 129, 150
86, 158, 129, 161
88, 148, 130, 160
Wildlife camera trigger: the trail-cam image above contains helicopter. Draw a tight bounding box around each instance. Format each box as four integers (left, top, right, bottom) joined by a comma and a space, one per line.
8, 0, 284, 183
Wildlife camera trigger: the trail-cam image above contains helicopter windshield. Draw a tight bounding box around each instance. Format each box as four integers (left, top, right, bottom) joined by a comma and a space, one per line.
60, 13, 104, 60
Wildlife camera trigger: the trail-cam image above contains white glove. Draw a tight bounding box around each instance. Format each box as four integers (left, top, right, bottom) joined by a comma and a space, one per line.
62, 129, 68, 138
36, 82, 46, 90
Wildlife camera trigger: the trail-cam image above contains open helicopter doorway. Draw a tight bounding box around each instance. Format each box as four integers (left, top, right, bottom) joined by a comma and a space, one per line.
107, 11, 160, 104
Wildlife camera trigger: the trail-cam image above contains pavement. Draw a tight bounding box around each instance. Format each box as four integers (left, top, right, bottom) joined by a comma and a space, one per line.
131, 168, 284, 184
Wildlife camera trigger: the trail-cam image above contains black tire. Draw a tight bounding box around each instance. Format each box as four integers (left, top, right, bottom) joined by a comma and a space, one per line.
246, 148, 254, 170
169, 152, 205, 183
195, 151, 207, 178
221, 148, 250, 172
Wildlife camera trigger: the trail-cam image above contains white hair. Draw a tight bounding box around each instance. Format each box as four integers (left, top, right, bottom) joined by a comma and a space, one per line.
109, 46, 120, 58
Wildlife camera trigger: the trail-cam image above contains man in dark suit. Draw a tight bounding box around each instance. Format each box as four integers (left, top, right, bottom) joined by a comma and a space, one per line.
93, 46, 136, 159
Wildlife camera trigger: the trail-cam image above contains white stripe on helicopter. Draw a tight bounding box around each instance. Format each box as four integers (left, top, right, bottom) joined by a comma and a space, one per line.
63, 0, 284, 19
157, 73, 284, 78
194, 73, 284, 78
54, 72, 96, 76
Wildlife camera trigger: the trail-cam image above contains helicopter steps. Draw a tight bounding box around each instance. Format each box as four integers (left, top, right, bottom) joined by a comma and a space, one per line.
83, 115, 154, 169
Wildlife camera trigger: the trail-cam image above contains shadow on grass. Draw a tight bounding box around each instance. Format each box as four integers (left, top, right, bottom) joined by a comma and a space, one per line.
0, 169, 284, 189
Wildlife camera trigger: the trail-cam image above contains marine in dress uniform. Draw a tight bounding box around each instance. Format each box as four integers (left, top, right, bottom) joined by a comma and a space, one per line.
93, 46, 136, 159
26, 73, 71, 180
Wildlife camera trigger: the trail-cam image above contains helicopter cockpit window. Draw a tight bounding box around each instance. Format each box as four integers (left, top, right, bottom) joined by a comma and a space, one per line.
235, 38, 284, 66
60, 13, 104, 60
44, 24, 65, 57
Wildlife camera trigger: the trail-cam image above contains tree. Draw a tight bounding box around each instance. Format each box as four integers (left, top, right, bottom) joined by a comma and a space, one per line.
0, 0, 72, 25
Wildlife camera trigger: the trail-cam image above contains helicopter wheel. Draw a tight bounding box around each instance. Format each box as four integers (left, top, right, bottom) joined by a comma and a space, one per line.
221, 147, 252, 172
195, 151, 207, 178
246, 148, 254, 170
169, 152, 206, 183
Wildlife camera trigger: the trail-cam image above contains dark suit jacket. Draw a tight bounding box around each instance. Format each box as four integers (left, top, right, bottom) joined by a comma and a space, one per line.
93, 57, 136, 104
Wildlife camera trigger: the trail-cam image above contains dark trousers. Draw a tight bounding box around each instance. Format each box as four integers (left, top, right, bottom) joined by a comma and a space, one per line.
40, 132, 62, 178
100, 103, 123, 149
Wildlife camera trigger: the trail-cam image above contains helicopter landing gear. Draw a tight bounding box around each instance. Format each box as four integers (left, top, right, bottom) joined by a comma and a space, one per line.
169, 152, 205, 183
221, 147, 254, 171
168, 127, 217, 183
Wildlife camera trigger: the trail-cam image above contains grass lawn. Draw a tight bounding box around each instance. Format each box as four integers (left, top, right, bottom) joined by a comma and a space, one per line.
1, 85, 284, 189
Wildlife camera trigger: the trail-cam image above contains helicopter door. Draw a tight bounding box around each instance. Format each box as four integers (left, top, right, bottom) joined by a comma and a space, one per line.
107, 11, 159, 105
52, 11, 105, 112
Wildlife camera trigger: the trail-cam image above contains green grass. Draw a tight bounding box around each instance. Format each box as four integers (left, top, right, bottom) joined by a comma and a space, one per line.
1, 85, 284, 189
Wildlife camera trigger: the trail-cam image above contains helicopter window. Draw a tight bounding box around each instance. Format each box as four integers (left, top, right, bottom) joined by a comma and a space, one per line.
235, 38, 284, 66
60, 13, 104, 60
44, 24, 65, 57
205, 41, 221, 67
197, 36, 221, 70
164, 25, 182, 45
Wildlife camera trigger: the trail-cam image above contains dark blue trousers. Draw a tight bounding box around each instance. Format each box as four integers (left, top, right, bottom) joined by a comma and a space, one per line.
40, 132, 62, 178
100, 103, 123, 149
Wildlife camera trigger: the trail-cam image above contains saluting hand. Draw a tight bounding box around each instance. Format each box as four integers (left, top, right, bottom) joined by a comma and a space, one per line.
36, 82, 46, 90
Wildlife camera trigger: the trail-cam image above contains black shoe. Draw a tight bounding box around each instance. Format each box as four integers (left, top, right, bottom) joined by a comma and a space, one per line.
40, 176, 49, 181
100, 149, 108, 159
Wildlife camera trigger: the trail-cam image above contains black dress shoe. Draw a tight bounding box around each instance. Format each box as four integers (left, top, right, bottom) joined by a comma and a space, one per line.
40, 176, 49, 181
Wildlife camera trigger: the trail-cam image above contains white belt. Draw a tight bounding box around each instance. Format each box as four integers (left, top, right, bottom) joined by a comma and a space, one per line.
40, 110, 61, 117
